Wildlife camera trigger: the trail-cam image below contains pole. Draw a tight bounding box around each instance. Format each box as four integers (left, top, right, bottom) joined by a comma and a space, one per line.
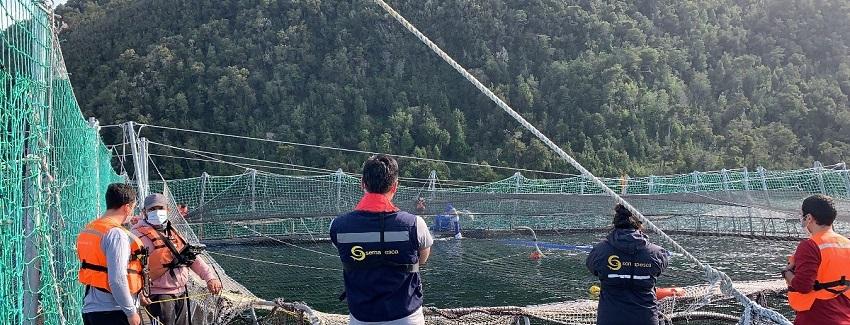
757, 166, 771, 207
841, 162, 850, 198
125, 122, 146, 203
249, 169, 257, 212
648, 175, 655, 194
139, 137, 150, 198
813, 161, 826, 194
335, 169, 344, 213
427, 170, 437, 201
198, 172, 209, 240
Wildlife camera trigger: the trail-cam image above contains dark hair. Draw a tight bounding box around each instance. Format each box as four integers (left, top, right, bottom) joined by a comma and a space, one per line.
105, 183, 136, 210
613, 204, 641, 229
362, 155, 399, 194
802, 194, 836, 226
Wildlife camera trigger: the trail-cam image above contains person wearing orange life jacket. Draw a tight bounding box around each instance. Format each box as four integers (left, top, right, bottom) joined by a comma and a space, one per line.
77, 183, 144, 325
132, 193, 222, 325
782, 194, 850, 325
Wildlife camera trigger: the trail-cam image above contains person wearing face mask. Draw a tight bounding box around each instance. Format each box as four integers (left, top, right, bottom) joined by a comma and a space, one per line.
77, 183, 145, 325
783, 194, 850, 325
132, 193, 222, 325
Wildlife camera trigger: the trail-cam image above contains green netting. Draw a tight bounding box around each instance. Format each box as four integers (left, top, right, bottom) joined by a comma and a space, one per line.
159, 164, 850, 219
146, 163, 850, 325
1, 1, 123, 324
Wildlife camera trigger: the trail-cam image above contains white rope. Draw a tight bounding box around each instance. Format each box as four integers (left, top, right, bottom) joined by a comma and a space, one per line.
370, 1, 792, 324
149, 141, 340, 174
149, 153, 336, 176
236, 225, 338, 258
136, 122, 580, 177
148, 148, 488, 186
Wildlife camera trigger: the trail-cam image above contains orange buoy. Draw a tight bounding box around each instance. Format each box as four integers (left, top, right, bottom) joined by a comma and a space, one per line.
655, 287, 685, 300
529, 250, 543, 260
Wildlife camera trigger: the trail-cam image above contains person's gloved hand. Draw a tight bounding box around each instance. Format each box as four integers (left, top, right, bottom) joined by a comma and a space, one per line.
207, 279, 223, 295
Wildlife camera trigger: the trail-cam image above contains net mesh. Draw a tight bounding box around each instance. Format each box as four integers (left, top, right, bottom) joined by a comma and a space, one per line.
146, 163, 849, 325
1, 1, 124, 324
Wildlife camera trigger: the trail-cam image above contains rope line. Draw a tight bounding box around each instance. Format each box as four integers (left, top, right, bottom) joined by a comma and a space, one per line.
136, 123, 580, 177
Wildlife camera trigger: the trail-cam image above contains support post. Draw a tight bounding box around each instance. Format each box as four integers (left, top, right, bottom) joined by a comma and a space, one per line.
621, 175, 629, 195
841, 162, 850, 198
757, 166, 771, 207
814, 161, 826, 194
742, 166, 754, 204
334, 169, 344, 213
648, 175, 655, 194
140, 137, 149, 198
512, 172, 522, 228
691, 171, 700, 192
198, 172, 208, 240
720, 168, 732, 203
580, 174, 586, 194
249, 169, 257, 212
125, 122, 150, 203
427, 170, 437, 201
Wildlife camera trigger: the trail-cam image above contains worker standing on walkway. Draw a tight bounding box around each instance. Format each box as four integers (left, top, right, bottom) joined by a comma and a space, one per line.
330, 155, 434, 325
77, 183, 145, 325
586, 204, 669, 325
783, 194, 850, 325
133, 193, 222, 325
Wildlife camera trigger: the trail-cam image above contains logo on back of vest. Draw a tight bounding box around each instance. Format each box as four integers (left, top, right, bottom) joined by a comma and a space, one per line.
607, 255, 622, 271
351, 246, 386, 261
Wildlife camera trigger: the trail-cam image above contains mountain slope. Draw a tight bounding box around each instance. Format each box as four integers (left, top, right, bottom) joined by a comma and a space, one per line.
57, 0, 850, 180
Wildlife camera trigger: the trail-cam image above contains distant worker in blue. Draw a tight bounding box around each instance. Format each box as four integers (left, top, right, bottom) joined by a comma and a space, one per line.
432, 204, 463, 239
586, 204, 669, 325
447, 204, 462, 239
329, 155, 434, 325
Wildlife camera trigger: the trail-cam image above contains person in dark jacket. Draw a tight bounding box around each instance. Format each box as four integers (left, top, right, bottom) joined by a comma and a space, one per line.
329, 155, 434, 325
586, 204, 669, 325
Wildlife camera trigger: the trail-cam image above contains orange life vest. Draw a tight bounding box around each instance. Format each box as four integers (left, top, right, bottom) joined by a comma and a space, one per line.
788, 229, 850, 312
135, 224, 188, 280
76, 217, 146, 294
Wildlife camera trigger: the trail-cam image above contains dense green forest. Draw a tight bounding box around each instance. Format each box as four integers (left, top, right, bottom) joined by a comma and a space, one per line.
56, 0, 850, 181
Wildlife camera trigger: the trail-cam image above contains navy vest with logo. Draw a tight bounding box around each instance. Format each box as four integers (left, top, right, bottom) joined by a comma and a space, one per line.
330, 210, 422, 322
586, 229, 669, 325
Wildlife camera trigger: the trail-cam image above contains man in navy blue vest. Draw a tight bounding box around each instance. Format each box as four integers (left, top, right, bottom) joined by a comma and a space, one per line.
330, 155, 434, 325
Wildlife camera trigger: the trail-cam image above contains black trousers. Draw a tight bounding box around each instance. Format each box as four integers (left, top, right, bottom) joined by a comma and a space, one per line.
83, 310, 130, 325
145, 293, 190, 325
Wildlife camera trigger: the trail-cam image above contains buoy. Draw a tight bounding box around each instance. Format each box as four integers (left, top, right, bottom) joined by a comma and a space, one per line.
529, 250, 543, 260
655, 287, 685, 299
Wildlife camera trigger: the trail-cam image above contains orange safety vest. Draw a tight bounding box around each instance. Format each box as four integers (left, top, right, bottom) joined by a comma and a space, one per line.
135, 225, 188, 280
788, 229, 850, 312
76, 217, 146, 294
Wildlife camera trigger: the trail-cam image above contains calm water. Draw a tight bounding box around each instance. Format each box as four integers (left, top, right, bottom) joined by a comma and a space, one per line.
210, 232, 799, 318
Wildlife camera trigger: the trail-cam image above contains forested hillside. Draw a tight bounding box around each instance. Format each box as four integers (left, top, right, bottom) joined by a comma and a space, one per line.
57, 0, 850, 180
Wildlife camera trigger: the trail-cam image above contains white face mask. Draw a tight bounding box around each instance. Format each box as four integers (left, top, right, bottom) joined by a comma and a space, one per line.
147, 209, 169, 226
